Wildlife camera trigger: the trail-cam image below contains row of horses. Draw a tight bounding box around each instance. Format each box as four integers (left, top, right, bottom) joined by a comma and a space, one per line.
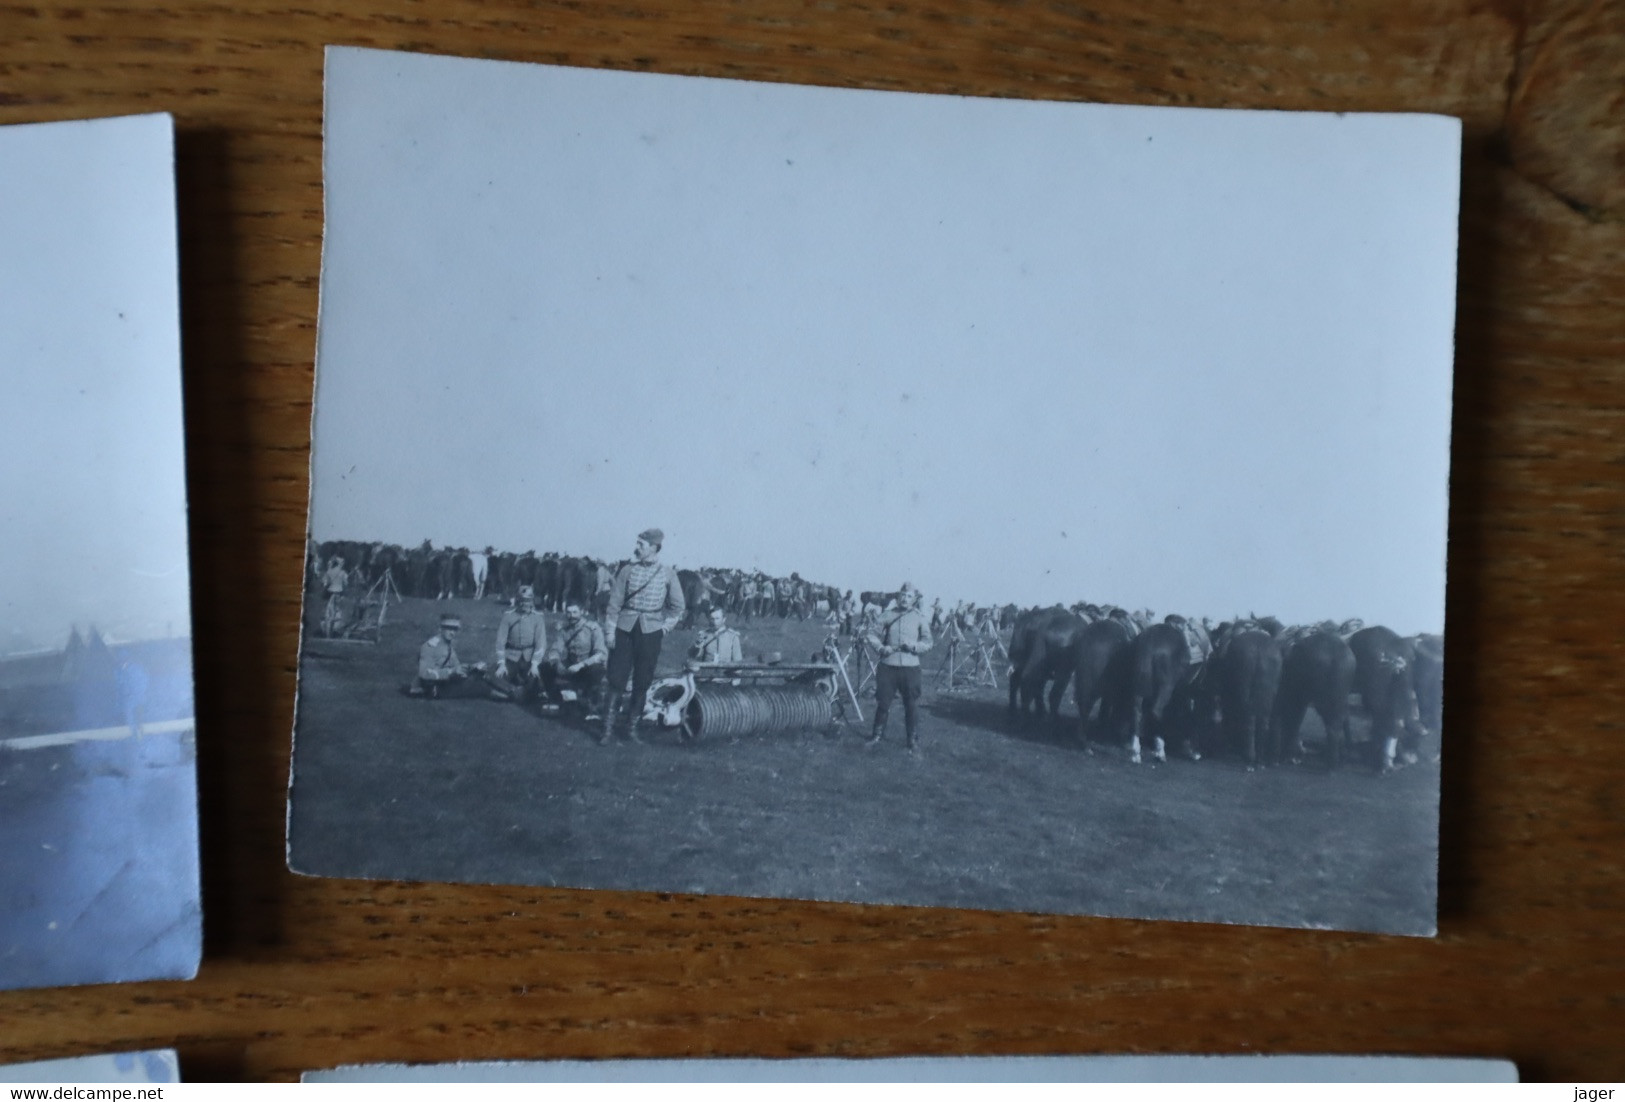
1006, 606, 1442, 773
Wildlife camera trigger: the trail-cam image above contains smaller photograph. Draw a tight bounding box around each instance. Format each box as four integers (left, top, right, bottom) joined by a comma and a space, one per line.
304, 1055, 1518, 1084
0, 113, 201, 992
0, 1051, 179, 1084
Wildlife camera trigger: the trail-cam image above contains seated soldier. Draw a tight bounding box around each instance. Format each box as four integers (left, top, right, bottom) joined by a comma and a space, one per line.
409, 614, 485, 698
539, 600, 608, 719
688, 606, 743, 665
489, 584, 547, 702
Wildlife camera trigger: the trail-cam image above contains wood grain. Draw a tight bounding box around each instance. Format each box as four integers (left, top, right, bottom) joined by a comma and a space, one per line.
1, 0, 1622, 1083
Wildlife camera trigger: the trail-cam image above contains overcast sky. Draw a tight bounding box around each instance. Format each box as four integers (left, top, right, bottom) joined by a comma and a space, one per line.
0, 114, 192, 654
313, 49, 1458, 634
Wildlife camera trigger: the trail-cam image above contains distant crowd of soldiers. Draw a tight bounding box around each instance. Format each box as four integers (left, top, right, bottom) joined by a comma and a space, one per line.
382, 526, 1022, 752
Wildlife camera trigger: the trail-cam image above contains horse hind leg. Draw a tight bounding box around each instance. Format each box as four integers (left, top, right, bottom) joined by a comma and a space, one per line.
1148, 691, 1172, 763
1256, 713, 1274, 766
1047, 672, 1070, 733
1076, 692, 1097, 752
1241, 707, 1260, 769
1075, 678, 1101, 753
1277, 696, 1308, 765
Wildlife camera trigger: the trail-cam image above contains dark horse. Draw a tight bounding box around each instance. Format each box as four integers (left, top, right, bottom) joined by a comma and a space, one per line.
1348, 626, 1422, 772
1208, 628, 1283, 767
1007, 606, 1087, 725
1275, 629, 1357, 767
1071, 617, 1133, 746
1107, 622, 1189, 764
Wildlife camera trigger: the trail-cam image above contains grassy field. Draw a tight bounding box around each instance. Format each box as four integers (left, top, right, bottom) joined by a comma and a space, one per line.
288, 595, 1439, 935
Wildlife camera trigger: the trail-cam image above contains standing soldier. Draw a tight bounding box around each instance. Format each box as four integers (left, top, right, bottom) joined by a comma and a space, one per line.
689, 607, 744, 664
594, 560, 615, 620
321, 555, 348, 597
540, 600, 609, 719
490, 585, 547, 702
602, 527, 686, 743
319, 555, 350, 635
865, 582, 934, 752
471, 546, 493, 601
839, 590, 857, 636
739, 574, 758, 623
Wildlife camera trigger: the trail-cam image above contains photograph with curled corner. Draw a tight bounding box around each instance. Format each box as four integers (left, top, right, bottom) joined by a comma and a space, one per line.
0, 114, 201, 990
290, 47, 1457, 936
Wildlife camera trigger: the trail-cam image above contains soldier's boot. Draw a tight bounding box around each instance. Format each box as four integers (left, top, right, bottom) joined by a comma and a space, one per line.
626, 698, 645, 744
905, 723, 919, 753
866, 717, 886, 745
598, 693, 619, 745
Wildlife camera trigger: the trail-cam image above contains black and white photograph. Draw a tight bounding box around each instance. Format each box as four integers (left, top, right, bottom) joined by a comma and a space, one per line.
289, 47, 1458, 936
0, 113, 201, 990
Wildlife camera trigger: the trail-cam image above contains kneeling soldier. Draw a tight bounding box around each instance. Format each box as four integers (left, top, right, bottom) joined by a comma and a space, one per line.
540, 600, 608, 719
490, 584, 547, 702
410, 614, 483, 698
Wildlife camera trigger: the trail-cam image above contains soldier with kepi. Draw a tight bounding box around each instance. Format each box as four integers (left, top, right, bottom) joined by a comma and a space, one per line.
489, 584, 547, 703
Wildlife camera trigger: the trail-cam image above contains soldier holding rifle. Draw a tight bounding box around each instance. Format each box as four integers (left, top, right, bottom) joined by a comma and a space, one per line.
688, 607, 744, 664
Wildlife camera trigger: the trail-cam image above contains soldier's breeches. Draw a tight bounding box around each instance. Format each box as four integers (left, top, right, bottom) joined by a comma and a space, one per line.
874, 664, 921, 731
607, 625, 663, 719
540, 661, 605, 707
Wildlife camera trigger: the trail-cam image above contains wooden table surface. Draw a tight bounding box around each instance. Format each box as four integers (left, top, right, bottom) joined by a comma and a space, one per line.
2, 0, 1622, 1084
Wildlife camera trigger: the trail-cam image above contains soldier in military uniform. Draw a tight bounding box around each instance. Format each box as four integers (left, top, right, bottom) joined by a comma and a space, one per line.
688, 606, 743, 664
539, 600, 609, 719
602, 527, 686, 743
321, 555, 348, 597
409, 614, 485, 698
489, 584, 547, 702
864, 582, 934, 752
